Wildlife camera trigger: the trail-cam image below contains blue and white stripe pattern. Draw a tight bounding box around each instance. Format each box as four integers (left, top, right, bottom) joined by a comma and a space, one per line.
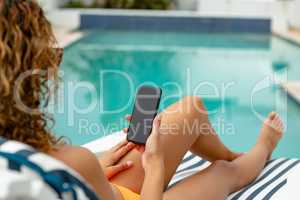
0, 138, 100, 200
1, 135, 299, 200
170, 152, 299, 200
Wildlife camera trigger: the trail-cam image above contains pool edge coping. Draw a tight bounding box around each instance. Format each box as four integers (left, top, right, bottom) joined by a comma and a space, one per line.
273, 30, 300, 48
54, 28, 84, 48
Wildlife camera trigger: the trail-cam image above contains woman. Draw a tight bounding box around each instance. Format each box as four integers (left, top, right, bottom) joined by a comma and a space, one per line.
0, 1, 284, 200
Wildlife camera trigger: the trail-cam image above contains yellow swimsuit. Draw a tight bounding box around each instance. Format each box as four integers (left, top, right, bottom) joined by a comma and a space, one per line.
113, 184, 140, 200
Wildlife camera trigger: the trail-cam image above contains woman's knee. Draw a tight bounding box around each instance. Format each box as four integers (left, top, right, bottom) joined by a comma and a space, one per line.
180, 96, 207, 115
161, 96, 208, 136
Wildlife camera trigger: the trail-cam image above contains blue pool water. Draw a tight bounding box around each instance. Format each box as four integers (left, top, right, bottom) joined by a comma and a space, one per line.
52, 31, 300, 158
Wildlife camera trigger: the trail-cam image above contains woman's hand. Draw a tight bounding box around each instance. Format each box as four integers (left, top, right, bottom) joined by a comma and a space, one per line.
140, 115, 165, 200
123, 114, 164, 170
99, 140, 136, 179
142, 115, 164, 171
123, 114, 165, 199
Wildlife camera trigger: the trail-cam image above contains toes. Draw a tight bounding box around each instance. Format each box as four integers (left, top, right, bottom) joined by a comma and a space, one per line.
272, 115, 284, 132
273, 115, 280, 125
264, 112, 285, 133
273, 123, 281, 132
265, 112, 284, 131
274, 114, 283, 127
270, 112, 279, 124
279, 120, 284, 130
277, 119, 284, 132
268, 111, 277, 120
274, 113, 280, 121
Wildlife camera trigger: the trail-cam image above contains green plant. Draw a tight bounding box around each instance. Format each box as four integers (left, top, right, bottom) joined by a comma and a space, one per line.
91, 0, 107, 8
63, 0, 85, 8
63, 0, 173, 10
133, 0, 172, 10
105, 0, 134, 9
105, 0, 172, 10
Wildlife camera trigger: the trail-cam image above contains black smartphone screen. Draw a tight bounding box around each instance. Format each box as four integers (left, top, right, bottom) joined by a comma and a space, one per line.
127, 86, 162, 145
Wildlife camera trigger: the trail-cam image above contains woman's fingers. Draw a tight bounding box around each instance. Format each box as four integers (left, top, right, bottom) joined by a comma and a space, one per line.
151, 115, 162, 137
122, 114, 132, 134
136, 145, 145, 153
143, 116, 163, 163
125, 114, 132, 122
111, 140, 128, 151
105, 161, 133, 179
112, 142, 136, 162
123, 127, 129, 134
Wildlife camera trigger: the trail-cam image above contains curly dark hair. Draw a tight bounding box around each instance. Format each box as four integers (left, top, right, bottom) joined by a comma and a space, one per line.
0, 0, 62, 152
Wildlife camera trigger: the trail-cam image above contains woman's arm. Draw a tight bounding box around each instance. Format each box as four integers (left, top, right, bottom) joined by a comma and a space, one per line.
140, 115, 165, 200
98, 140, 135, 179
49, 146, 130, 200
50, 146, 118, 200
141, 157, 165, 200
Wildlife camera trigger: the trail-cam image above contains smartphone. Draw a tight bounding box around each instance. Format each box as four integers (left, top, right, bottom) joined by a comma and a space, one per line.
127, 86, 162, 145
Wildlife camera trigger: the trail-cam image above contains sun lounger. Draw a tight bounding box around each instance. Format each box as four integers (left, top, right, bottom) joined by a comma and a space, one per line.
1, 132, 299, 200
84, 131, 300, 200
0, 138, 99, 200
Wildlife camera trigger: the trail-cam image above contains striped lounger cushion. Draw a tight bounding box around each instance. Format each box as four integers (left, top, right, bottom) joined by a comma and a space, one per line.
171, 152, 299, 200
1, 134, 299, 200
84, 132, 300, 200
0, 138, 100, 200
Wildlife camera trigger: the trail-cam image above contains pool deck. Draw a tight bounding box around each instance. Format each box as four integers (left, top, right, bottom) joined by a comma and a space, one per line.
281, 81, 300, 104
274, 29, 300, 104
53, 27, 83, 48
274, 28, 300, 46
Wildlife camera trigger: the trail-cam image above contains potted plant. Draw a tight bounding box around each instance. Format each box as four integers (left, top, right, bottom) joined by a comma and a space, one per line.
175, 0, 197, 11
63, 0, 85, 8
63, 0, 173, 10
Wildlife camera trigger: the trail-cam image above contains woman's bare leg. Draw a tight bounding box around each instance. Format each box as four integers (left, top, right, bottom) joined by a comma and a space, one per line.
187, 96, 239, 161
163, 112, 284, 200
110, 96, 238, 193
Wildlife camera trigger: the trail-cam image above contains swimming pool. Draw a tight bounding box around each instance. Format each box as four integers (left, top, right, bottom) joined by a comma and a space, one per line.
51, 30, 300, 158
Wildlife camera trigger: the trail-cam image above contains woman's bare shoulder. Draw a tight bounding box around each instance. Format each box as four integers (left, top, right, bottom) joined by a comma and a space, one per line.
48, 145, 117, 200
49, 145, 100, 177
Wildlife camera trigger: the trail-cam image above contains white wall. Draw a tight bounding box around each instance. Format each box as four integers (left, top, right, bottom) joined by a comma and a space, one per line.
47, 9, 80, 30
288, 0, 300, 28
196, 0, 300, 31
42, 0, 300, 31
37, 0, 79, 29
38, 0, 72, 12
38, 0, 59, 12
272, 0, 300, 31
197, 0, 272, 18
272, 1, 290, 32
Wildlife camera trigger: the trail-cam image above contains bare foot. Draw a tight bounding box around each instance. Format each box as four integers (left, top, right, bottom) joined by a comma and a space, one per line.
257, 112, 284, 158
